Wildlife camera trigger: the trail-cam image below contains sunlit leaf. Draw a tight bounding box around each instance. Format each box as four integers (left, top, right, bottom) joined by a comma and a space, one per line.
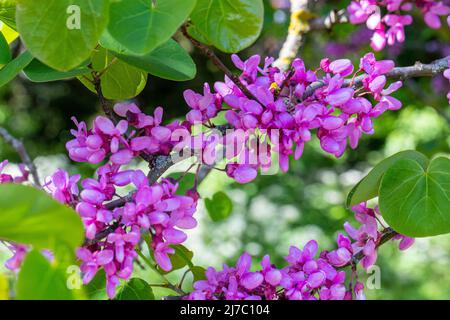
16, 0, 109, 71
190, 0, 264, 52
0, 184, 84, 251
346, 150, 429, 207
79, 47, 147, 100
106, 0, 196, 55
379, 157, 450, 237
16, 250, 74, 300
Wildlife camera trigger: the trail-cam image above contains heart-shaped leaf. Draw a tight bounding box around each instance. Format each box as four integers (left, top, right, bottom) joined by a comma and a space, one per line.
346, 150, 429, 207
106, 0, 196, 55
379, 156, 450, 237
79, 48, 147, 100
190, 0, 264, 53
205, 191, 233, 222
16, 0, 109, 71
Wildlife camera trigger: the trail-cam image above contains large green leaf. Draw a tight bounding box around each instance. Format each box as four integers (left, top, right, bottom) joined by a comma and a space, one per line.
0, 31, 11, 66
115, 278, 154, 300
0, 50, 32, 87
23, 59, 90, 82
16, 0, 109, 71
79, 48, 147, 100
101, 32, 196, 81
205, 191, 233, 222
106, 0, 196, 55
190, 0, 264, 53
346, 150, 429, 207
0, 0, 17, 30
0, 184, 84, 251
379, 157, 450, 237
113, 39, 196, 81
16, 250, 74, 300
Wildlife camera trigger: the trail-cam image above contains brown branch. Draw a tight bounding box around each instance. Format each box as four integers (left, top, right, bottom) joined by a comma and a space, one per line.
91, 72, 118, 123
302, 55, 450, 100
0, 127, 41, 187
83, 221, 119, 246
180, 24, 263, 105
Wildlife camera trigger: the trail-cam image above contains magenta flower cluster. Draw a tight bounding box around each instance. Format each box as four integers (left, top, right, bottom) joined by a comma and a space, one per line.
0, 52, 413, 299
182, 53, 404, 183
185, 202, 414, 300
348, 1, 450, 51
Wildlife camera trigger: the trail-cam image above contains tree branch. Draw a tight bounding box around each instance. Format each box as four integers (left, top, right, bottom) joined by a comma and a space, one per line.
273, 0, 313, 71
91, 71, 120, 124
302, 55, 450, 100
0, 127, 41, 187
180, 24, 263, 105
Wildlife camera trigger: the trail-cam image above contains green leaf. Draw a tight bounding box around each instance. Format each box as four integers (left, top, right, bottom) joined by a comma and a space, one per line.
170, 245, 194, 271
115, 278, 154, 300
0, 50, 32, 87
16, 0, 109, 71
167, 172, 195, 195
16, 250, 73, 300
85, 269, 107, 300
0, 31, 11, 66
379, 157, 450, 237
0, 0, 17, 30
190, 0, 264, 53
23, 59, 90, 82
346, 151, 429, 207
191, 266, 206, 282
0, 184, 84, 251
106, 0, 196, 55
204, 191, 233, 222
112, 39, 196, 81
79, 48, 147, 100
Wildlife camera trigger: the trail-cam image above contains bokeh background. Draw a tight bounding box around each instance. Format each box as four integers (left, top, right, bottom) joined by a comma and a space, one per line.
1, 0, 449, 299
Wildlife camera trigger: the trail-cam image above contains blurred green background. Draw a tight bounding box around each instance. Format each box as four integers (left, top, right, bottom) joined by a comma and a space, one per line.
0, 0, 449, 299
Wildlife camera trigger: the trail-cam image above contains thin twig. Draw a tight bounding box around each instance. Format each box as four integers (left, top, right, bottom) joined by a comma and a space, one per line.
91, 71, 118, 122
0, 127, 41, 187
302, 55, 450, 100
180, 24, 264, 105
